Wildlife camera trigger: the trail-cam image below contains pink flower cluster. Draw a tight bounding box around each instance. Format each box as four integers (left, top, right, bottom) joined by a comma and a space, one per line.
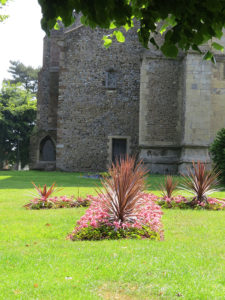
161, 195, 188, 203
195, 198, 225, 209
25, 195, 89, 209
134, 193, 164, 238
207, 198, 225, 206
75, 194, 110, 229
29, 195, 74, 203
205, 198, 225, 208
157, 194, 225, 210
71, 193, 164, 239
48, 196, 74, 203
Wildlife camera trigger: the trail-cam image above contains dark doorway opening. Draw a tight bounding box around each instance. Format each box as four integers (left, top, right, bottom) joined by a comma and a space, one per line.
112, 138, 127, 164
39, 136, 56, 161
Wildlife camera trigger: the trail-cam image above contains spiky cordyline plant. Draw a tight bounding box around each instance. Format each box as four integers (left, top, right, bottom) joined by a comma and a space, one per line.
99, 156, 148, 224
181, 161, 220, 204
31, 182, 62, 201
160, 175, 178, 198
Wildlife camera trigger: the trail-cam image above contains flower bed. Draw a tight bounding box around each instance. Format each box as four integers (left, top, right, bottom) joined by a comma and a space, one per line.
24, 182, 90, 209
156, 195, 225, 210
68, 193, 164, 240
157, 195, 190, 209
156, 161, 225, 210
68, 157, 164, 241
24, 195, 90, 210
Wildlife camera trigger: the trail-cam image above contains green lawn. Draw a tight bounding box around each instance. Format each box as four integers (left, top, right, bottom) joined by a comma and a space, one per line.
0, 171, 225, 299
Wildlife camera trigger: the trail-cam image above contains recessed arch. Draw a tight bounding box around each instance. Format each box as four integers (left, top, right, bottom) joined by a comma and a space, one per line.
39, 136, 56, 161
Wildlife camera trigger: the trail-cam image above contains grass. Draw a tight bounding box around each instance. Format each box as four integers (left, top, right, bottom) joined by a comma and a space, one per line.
0, 171, 225, 299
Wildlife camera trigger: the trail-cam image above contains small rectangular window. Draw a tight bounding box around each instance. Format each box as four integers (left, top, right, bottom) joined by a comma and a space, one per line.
106, 70, 116, 89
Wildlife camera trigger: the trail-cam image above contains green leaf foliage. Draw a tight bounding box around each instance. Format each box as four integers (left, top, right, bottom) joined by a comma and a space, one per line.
210, 128, 225, 183
54, 17, 63, 30
0, 82, 36, 169
212, 42, 224, 52
0, 0, 9, 23
113, 30, 125, 43
4, 60, 40, 93
203, 51, 213, 60
0, 14, 8, 22
38, 0, 225, 58
203, 51, 216, 63
161, 43, 178, 58
102, 35, 112, 48
70, 224, 160, 241
123, 23, 131, 32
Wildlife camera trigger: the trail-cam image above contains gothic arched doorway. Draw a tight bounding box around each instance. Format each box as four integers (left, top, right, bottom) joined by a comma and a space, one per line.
39, 136, 56, 161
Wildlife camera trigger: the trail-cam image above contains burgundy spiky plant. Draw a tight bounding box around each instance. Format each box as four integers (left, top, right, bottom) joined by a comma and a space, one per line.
69, 156, 164, 240
181, 161, 220, 204
99, 156, 148, 224
31, 182, 62, 201
160, 175, 178, 199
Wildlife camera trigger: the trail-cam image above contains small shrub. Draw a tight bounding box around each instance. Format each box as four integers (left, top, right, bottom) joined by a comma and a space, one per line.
68, 157, 164, 241
155, 165, 224, 210
24, 183, 90, 209
24, 195, 90, 210
156, 195, 225, 210
210, 128, 225, 182
31, 182, 61, 201
157, 195, 189, 209
100, 156, 148, 224
71, 224, 160, 241
24, 195, 74, 209
159, 175, 178, 198
180, 161, 220, 206
206, 198, 225, 210
75, 196, 90, 207
68, 192, 164, 240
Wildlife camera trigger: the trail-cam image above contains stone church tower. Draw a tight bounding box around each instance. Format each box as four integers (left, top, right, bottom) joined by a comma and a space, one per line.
30, 22, 225, 173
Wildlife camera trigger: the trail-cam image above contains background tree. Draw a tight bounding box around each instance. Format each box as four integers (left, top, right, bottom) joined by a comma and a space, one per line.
4, 60, 40, 93
0, 0, 9, 23
0, 82, 36, 169
210, 128, 225, 183
38, 0, 225, 60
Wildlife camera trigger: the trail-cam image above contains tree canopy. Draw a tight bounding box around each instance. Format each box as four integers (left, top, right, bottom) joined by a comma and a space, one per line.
38, 0, 225, 59
4, 60, 40, 93
0, 82, 36, 169
0, 61, 39, 169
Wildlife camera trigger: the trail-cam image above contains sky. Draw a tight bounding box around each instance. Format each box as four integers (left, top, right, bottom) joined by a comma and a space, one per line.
0, 0, 45, 84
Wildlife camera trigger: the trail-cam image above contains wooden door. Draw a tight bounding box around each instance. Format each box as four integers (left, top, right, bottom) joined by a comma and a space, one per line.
112, 138, 127, 164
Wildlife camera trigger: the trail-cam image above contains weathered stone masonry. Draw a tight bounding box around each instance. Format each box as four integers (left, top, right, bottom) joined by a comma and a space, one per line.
30, 24, 225, 173
30, 25, 142, 171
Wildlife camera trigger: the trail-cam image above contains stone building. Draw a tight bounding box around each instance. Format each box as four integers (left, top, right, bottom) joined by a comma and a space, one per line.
30, 22, 225, 173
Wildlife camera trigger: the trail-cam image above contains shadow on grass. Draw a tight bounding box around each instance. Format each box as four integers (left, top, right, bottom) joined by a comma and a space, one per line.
0, 171, 174, 190
0, 170, 102, 189
1, 171, 225, 194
